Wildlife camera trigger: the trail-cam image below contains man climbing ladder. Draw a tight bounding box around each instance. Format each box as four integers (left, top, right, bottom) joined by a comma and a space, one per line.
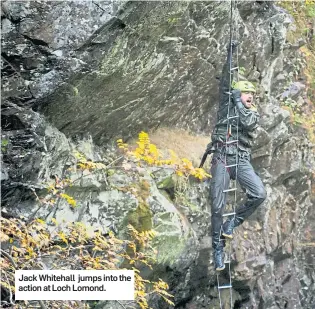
208, 41, 267, 271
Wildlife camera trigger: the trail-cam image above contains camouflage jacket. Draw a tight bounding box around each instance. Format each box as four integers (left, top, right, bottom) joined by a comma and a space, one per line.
210, 49, 260, 155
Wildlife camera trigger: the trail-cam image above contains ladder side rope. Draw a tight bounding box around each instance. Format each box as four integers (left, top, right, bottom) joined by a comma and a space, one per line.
217, 0, 240, 308
228, 1, 240, 307
217, 0, 235, 298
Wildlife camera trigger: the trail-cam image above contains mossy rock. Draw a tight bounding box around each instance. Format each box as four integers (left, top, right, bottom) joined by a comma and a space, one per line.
157, 174, 175, 190
152, 234, 186, 265
123, 202, 153, 232
151, 211, 189, 265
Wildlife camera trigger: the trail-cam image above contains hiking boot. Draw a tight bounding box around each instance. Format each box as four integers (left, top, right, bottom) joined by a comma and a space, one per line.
222, 219, 235, 239
213, 246, 225, 271
222, 217, 243, 239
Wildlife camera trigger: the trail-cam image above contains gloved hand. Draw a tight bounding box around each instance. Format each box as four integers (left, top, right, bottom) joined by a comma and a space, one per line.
231, 89, 244, 109
206, 142, 214, 154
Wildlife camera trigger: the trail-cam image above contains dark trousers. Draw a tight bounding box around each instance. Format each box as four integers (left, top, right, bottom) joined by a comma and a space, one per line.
210, 152, 267, 248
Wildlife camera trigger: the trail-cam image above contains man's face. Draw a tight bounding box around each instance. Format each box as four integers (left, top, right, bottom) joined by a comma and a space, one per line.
241, 91, 255, 109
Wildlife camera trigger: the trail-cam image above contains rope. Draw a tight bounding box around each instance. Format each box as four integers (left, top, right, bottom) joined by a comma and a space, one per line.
217, 0, 239, 308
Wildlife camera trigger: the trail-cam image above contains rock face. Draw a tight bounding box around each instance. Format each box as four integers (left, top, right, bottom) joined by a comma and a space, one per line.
1, 1, 314, 309
35, 1, 295, 145
1, 0, 115, 100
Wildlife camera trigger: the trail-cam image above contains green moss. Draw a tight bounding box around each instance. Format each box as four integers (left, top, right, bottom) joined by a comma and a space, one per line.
100, 37, 126, 73
106, 169, 115, 177
152, 234, 186, 265
150, 211, 190, 265
1, 139, 8, 152
157, 175, 175, 190
175, 192, 200, 213
72, 86, 79, 96
167, 16, 180, 24
125, 202, 153, 232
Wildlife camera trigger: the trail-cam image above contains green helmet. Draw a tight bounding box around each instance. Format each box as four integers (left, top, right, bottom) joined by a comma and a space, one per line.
233, 81, 256, 93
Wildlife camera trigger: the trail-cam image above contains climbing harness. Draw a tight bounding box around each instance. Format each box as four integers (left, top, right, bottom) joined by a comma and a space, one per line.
199, 0, 240, 308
